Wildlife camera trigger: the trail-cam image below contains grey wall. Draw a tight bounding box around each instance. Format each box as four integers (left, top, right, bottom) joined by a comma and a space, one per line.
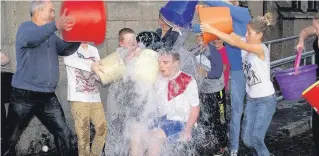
1, 1, 315, 154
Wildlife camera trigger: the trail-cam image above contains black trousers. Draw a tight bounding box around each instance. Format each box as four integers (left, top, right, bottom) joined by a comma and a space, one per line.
313, 109, 319, 156
1, 72, 13, 155
3, 87, 72, 156
198, 89, 228, 149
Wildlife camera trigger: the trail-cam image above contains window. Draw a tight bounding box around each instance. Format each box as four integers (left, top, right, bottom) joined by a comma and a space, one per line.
308, 1, 318, 12
291, 1, 301, 10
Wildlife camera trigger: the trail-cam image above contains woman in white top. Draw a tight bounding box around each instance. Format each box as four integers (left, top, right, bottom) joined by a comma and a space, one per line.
201, 13, 276, 156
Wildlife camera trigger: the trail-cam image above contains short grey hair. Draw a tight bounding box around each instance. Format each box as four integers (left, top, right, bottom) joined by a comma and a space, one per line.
158, 49, 180, 61
29, 0, 47, 17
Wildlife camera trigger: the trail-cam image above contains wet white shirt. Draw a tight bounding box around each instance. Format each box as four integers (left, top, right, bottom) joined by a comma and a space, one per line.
242, 44, 275, 98
64, 45, 101, 102
154, 71, 200, 122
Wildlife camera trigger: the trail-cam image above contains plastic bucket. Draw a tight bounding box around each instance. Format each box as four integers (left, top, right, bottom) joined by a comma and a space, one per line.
96, 52, 126, 85
275, 64, 318, 100
197, 6, 233, 44
60, 1, 107, 45
131, 49, 159, 85
302, 80, 319, 114
96, 49, 159, 85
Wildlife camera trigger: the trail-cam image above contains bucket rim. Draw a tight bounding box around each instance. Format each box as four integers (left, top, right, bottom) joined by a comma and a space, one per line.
274, 64, 318, 77
302, 80, 319, 95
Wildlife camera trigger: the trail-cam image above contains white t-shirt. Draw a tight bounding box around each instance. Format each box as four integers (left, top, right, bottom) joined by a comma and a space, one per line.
64, 45, 101, 102
153, 71, 200, 122
242, 44, 275, 98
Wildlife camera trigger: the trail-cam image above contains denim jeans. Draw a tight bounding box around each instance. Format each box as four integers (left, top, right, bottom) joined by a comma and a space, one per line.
229, 70, 246, 151
241, 94, 277, 156
3, 87, 72, 156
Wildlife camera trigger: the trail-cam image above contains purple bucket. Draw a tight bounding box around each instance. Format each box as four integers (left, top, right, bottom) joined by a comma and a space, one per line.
275, 64, 318, 100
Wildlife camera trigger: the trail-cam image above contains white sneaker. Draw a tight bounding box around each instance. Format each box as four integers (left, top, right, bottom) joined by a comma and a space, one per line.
230, 150, 238, 156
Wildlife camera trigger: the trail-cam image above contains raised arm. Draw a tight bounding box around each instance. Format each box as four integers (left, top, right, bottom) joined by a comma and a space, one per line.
16, 22, 57, 48
201, 24, 264, 59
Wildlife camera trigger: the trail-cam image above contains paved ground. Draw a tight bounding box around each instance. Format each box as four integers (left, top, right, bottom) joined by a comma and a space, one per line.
23, 99, 317, 156
238, 130, 316, 156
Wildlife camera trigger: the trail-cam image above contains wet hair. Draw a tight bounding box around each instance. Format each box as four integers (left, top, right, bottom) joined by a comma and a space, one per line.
158, 49, 180, 61
249, 12, 275, 34
118, 28, 135, 42
30, 0, 47, 17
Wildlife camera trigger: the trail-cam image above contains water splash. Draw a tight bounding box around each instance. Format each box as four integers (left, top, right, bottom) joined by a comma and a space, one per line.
104, 27, 219, 155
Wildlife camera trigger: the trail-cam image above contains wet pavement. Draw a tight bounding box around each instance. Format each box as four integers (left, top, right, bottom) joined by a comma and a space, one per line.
26, 130, 316, 156
239, 130, 316, 156
24, 100, 317, 156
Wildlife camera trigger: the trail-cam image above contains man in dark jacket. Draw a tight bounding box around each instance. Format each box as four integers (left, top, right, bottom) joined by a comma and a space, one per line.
3, 1, 81, 156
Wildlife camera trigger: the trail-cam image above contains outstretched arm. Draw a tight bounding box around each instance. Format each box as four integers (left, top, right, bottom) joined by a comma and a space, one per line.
17, 22, 57, 48
201, 24, 264, 59
296, 26, 316, 51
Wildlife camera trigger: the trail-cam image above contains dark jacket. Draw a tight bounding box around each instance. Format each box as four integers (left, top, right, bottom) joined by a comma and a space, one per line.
156, 28, 179, 50
12, 21, 81, 92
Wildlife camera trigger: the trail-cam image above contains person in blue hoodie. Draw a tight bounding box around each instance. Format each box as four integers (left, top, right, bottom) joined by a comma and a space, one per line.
193, 1, 251, 155
3, 1, 81, 156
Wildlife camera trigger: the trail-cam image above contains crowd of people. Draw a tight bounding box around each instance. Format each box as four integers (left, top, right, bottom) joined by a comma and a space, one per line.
1, 0, 319, 156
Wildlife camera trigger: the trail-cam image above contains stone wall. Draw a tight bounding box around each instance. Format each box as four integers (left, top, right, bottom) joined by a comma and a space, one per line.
0, 1, 316, 155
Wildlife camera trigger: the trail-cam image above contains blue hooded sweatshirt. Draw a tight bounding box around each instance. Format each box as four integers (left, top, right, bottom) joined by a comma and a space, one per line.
193, 1, 251, 71
12, 21, 81, 92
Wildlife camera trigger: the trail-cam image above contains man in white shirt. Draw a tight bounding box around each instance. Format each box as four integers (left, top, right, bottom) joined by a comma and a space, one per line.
64, 43, 106, 156
130, 50, 200, 156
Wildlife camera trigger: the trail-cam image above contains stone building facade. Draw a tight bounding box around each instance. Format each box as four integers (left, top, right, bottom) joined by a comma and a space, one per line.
1, 1, 318, 154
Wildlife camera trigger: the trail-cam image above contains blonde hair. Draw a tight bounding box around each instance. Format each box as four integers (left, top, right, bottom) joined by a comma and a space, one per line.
249, 12, 275, 34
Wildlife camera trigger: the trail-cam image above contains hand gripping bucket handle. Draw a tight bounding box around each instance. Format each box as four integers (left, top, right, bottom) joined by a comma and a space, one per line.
294, 49, 302, 75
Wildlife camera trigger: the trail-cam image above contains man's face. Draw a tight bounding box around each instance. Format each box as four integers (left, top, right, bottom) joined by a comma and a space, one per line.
37, 1, 55, 24
159, 54, 178, 77
120, 33, 138, 51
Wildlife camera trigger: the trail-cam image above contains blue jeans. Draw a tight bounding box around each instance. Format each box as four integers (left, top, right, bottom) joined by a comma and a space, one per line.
241, 94, 277, 156
229, 70, 246, 151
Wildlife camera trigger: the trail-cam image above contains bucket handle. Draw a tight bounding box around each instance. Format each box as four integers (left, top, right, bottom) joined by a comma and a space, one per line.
293, 49, 302, 75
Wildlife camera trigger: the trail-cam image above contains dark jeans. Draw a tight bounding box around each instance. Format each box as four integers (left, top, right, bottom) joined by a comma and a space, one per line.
1, 72, 13, 155
3, 87, 72, 156
313, 109, 319, 156
199, 89, 228, 149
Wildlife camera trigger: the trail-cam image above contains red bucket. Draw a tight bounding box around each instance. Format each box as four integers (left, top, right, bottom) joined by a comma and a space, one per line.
60, 1, 107, 45
302, 81, 319, 114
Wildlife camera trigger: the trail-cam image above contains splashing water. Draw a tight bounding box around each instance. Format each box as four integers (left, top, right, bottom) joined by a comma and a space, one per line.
104, 27, 219, 155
